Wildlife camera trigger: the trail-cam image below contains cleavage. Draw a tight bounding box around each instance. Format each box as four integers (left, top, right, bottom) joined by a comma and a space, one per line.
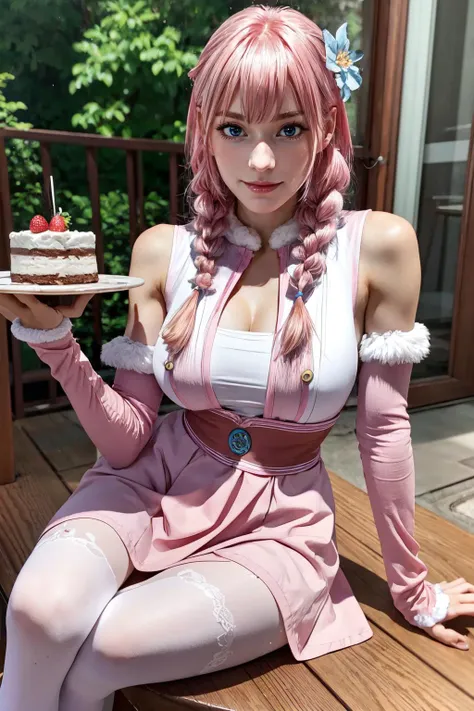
217, 250, 280, 333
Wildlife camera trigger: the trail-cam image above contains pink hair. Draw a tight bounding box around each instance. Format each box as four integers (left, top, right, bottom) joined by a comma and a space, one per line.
162, 5, 353, 374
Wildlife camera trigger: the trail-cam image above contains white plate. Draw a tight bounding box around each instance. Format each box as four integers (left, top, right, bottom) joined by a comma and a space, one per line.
0, 273, 144, 295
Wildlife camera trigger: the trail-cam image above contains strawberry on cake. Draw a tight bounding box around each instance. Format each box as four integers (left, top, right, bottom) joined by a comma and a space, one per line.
9, 211, 99, 285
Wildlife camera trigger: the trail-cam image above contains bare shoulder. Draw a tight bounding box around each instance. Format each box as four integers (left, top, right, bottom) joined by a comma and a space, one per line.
129, 223, 175, 291
361, 210, 419, 266
359, 211, 421, 331
124, 224, 175, 342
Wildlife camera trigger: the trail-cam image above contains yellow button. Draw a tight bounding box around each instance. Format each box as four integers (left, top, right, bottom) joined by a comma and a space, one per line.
164, 360, 174, 371
301, 369, 314, 383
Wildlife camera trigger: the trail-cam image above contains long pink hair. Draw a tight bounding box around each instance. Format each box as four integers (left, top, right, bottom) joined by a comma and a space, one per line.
162, 4, 352, 374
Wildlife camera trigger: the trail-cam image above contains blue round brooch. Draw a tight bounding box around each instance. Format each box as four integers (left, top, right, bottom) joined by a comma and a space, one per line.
228, 428, 252, 456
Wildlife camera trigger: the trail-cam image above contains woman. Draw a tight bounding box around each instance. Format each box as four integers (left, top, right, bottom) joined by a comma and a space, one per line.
0, 6, 472, 711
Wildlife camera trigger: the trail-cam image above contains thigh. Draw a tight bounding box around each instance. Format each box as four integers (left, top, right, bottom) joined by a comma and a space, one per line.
67, 560, 288, 693
138, 560, 288, 671
32, 518, 133, 587
8, 519, 134, 642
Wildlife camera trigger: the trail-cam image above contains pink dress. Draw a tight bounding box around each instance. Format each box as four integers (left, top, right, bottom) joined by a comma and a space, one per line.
37, 209, 377, 661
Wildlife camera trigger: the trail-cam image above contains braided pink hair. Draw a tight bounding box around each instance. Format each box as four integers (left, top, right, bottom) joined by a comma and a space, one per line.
279, 145, 350, 361
162, 5, 353, 366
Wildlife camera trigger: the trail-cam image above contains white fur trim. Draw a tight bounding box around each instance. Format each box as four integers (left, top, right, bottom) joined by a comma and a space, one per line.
101, 336, 155, 374
11, 316, 72, 343
225, 211, 300, 251
412, 583, 450, 628
268, 218, 300, 249
226, 213, 261, 251
359, 322, 430, 365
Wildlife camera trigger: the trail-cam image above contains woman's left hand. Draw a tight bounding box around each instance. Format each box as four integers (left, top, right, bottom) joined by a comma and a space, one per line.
423, 578, 473, 650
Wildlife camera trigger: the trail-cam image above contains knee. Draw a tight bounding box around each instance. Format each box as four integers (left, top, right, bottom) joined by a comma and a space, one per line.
61, 635, 122, 702
8, 568, 85, 644
61, 603, 132, 700
61, 651, 109, 702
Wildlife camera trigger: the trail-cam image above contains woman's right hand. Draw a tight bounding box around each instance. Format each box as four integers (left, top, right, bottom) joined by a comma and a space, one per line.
0, 293, 95, 331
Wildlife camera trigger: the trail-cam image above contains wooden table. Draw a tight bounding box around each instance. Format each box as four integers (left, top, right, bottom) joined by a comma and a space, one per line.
0, 412, 473, 710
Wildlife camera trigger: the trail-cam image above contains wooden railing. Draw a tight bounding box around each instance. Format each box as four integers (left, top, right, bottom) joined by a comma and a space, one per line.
0, 126, 186, 422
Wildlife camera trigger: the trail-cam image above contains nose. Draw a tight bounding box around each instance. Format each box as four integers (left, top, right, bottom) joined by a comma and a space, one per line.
248, 141, 276, 171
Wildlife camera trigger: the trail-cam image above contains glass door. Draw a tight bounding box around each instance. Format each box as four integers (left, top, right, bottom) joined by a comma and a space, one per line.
394, 0, 474, 406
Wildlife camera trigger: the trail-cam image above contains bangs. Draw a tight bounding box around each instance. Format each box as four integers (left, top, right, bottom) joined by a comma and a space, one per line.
200, 30, 322, 138
219, 37, 290, 125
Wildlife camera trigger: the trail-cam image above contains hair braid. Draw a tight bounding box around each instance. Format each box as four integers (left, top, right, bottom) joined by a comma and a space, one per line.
278, 145, 351, 361
161, 187, 233, 358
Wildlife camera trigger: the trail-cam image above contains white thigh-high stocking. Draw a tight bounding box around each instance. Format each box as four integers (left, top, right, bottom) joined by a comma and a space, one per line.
0, 519, 132, 711
60, 560, 289, 711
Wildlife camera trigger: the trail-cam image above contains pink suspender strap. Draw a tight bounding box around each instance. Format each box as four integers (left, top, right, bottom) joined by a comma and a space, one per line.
344, 209, 372, 312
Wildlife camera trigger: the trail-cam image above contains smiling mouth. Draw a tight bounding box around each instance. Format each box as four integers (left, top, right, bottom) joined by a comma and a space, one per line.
243, 181, 282, 187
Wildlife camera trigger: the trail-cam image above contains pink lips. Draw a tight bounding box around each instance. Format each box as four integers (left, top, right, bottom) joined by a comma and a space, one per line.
243, 181, 282, 193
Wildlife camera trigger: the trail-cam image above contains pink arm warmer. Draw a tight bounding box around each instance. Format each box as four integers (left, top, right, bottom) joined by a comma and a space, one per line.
12, 319, 162, 469
355, 324, 449, 628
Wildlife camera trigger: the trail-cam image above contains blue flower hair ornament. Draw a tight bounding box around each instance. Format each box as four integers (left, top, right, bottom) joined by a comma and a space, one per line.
322, 22, 364, 102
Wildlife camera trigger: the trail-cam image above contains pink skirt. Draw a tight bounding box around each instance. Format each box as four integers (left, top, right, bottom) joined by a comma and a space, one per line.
41, 408, 373, 660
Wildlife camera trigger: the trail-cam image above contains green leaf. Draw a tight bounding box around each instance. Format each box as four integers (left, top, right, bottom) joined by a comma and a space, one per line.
151, 60, 164, 75
164, 59, 177, 73
102, 71, 113, 87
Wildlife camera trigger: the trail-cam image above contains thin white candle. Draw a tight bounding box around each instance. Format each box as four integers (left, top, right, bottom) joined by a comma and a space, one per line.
50, 175, 56, 216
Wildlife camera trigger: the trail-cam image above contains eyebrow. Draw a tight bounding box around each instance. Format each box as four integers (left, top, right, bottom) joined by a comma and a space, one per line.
216, 110, 304, 121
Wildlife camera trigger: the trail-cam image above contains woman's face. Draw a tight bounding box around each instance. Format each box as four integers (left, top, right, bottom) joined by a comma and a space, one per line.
209, 86, 333, 216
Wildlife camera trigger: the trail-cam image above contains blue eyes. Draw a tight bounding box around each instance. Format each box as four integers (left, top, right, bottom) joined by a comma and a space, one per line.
216, 122, 307, 141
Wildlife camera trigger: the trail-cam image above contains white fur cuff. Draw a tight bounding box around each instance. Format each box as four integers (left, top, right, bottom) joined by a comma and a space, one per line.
11, 317, 73, 343
412, 583, 450, 628
101, 336, 155, 374
359, 322, 430, 365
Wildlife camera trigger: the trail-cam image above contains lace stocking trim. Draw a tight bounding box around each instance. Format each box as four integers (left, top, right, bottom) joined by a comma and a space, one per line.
36, 524, 117, 579
176, 569, 237, 673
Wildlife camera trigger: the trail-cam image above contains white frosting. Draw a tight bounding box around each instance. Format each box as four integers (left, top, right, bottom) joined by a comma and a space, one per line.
9, 230, 95, 250
10, 255, 98, 276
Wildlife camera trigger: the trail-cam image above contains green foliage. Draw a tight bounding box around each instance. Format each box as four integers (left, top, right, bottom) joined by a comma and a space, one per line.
0, 73, 43, 225
0, 73, 29, 128
69, 0, 198, 138
0, 0, 89, 129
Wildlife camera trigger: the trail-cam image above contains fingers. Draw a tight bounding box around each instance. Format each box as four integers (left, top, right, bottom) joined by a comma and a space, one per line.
0, 294, 30, 318
426, 623, 470, 650
440, 579, 474, 594
0, 292, 95, 324
455, 594, 474, 604
446, 578, 466, 586
0, 306, 18, 322
13, 294, 43, 308
57, 293, 95, 318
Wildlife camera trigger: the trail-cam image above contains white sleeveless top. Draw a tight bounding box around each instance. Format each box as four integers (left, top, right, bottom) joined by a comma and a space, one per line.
210, 327, 273, 417
153, 210, 369, 424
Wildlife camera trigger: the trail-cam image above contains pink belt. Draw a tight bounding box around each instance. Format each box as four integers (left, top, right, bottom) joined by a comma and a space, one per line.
184, 408, 338, 475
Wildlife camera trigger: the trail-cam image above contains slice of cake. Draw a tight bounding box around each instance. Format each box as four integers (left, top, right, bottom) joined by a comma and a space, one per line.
9, 212, 99, 285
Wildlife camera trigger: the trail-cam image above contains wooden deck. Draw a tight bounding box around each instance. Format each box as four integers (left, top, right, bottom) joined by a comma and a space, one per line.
0, 411, 473, 710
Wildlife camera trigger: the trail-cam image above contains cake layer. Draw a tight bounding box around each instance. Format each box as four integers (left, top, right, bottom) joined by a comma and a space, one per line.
11, 273, 98, 285
10, 255, 98, 277
9, 230, 95, 250
11, 248, 95, 257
